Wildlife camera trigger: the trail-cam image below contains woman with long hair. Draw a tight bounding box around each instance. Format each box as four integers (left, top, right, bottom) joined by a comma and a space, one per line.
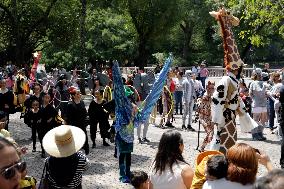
66, 87, 89, 155
149, 130, 193, 189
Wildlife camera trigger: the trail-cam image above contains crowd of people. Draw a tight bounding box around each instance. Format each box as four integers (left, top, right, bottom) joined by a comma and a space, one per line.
0, 60, 284, 189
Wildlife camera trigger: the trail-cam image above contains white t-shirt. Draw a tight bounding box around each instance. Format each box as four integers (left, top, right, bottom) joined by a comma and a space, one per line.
202, 178, 253, 189
150, 161, 188, 189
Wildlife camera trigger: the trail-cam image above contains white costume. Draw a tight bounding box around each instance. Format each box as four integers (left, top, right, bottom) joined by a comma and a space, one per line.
210, 72, 257, 153
182, 71, 195, 130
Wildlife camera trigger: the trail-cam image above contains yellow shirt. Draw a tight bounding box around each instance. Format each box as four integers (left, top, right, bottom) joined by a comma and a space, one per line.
20, 176, 36, 189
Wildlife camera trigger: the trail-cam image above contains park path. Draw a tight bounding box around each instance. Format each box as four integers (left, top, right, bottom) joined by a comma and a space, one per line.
10, 111, 281, 189
8, 75, 280, 189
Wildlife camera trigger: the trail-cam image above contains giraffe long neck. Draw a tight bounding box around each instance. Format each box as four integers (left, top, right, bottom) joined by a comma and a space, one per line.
218, 16, 242, 67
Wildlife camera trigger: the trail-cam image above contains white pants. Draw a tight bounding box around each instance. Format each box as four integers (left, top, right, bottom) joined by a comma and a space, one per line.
137, 119, 149, 139
182, 101, 194, 126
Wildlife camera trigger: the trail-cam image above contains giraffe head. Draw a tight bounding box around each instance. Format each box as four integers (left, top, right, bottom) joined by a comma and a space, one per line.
209, 7, 239, 27
209, 7, 244, 73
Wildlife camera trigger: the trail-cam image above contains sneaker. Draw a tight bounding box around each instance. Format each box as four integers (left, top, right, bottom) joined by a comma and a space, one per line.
182, 125, 186, 130
109, 133, 115, 143
85, 148, 90, 155
41, 152, 46, 158
142, 138, 150, 143
119, 176, 130, 183
138, 138, 143, 143
32, 149, 36, 152
92, 143, 96, 149
252, 133, 265, 141
103, 141, 110, 146
187, 125, 195, 132
259, 133, 267, 141
165, 122, 175, 128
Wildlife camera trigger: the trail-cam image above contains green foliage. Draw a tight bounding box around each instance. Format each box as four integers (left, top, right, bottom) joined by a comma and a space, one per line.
0, 0, 283, 68
85, 7, 137, 62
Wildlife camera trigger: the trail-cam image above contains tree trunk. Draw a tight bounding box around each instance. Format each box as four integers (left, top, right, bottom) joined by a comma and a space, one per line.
180, 20, 194, 62
80, 0, 87, 67
241, 42, 252, 64
134, 38, 149, 68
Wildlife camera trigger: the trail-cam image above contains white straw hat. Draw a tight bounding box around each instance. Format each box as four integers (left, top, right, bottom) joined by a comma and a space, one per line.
42, 125, 86, 158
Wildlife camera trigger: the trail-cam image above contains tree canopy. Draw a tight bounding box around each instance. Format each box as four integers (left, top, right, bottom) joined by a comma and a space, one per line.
0, 0, 283, 69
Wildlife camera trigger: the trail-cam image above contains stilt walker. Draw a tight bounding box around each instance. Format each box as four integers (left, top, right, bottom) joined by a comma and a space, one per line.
209, 7, 258, 154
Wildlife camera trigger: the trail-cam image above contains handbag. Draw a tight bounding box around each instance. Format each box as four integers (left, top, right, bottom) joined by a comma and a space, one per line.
38, 160, 49, 189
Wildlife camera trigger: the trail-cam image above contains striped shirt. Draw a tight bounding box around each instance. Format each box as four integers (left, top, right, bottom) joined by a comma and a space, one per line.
46, 151, 89, 189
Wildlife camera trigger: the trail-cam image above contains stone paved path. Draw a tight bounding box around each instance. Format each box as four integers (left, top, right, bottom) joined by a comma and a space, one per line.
9, 110, 282, 189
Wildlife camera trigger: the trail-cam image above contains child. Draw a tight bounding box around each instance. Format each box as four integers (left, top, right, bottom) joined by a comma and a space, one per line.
197, 81, 215, 152
202, 154, 228, 189
130, 171, 149, 189
39, 91, 58, 158
116, 103, 137, 183
26, 99, 41, 152
19, 162, 36, 189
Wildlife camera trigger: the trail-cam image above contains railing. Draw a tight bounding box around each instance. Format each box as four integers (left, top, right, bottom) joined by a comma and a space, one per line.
120, 67, 280, 78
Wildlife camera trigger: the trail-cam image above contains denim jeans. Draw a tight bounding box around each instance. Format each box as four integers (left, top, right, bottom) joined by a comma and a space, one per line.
268, 97, 275, 129
200, 77, 206, 89
174, 91, 183, 114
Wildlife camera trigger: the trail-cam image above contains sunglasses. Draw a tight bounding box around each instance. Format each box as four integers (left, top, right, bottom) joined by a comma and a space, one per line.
0, 161, 26, 180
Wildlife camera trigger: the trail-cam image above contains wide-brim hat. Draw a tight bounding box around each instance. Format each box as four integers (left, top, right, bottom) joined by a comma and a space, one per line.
43, 125, 86, 158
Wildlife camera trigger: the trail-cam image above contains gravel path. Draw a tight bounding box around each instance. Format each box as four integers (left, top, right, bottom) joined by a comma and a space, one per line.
9, 110, 282, 189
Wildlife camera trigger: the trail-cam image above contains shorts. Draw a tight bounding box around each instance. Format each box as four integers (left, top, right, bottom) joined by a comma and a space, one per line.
252, 107, 267, 114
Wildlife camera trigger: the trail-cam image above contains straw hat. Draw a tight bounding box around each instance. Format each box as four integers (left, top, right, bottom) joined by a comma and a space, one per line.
42, 125, 86, 158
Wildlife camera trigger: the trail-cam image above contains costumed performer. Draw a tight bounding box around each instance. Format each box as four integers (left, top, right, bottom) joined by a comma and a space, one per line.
209, 7, 258, 154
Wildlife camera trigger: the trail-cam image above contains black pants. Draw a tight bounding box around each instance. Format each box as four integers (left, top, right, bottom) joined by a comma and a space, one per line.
4, 113, 9, 131
119, 153, 131, 178
280, 106, 284, 168
38, 129, 46, 153
90, 119, 110, 144
80, 126, 89, 154
31, 125, 37, 150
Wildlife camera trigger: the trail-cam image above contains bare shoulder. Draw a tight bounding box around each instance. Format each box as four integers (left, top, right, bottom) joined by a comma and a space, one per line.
181, 164, 194, 188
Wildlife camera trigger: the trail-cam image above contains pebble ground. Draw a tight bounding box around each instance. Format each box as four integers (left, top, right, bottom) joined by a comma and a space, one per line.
9, 111, 282, 189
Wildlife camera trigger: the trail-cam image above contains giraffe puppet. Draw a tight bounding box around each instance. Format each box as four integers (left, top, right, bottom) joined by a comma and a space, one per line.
209, 7, 259, 154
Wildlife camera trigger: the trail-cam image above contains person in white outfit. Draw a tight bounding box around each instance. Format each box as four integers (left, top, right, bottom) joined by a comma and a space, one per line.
149, 130, 194, 189
182, 70, 196, 131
